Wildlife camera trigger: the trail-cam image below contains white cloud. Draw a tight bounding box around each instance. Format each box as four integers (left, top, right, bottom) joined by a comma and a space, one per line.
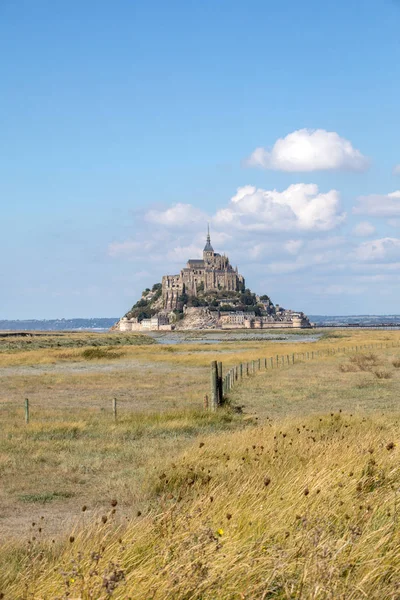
352, 221, 376, 237
213, 183, 346, 232
167, 244, 203, 262
284, 240, 303, 255
244, 129, 369, 172
353, 191, 400, 217
354, 238, 400, 262
145, 203, 207, 227
393, 164, 400, 176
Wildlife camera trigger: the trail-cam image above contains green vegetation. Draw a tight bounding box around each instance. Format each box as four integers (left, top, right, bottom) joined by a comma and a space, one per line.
0, 332, 155, 353
126, 283, 163, 320
18, 491, 74, 503
81, 347, 125, 360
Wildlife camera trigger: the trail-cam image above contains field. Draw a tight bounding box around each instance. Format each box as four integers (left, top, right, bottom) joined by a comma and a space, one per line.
1, 328, 400, 598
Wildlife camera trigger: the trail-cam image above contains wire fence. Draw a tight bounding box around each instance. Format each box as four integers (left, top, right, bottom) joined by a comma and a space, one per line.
2, 341, 399, 422
207, 341, 400, 411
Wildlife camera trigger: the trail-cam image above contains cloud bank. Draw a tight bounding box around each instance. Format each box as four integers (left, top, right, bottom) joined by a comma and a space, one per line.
213, 184, 345, 232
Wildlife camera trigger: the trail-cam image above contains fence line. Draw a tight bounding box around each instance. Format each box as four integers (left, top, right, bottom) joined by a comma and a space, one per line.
2, 341, 399, 420
209, 340, 400, 411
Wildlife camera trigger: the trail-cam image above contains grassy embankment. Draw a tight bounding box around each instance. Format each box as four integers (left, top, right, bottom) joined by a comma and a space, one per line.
1, 329, 400, 597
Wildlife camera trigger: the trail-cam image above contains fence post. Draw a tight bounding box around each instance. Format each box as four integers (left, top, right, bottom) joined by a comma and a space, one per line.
217, 362, 223, 405
292, 353, 295, 364
112, 398, 117, 421
270, 357, 274, 369
276, 355, 279, 368
286, 355, 290, 366
203, 394, 209, 410
258, 358, 261, 371
210, 361, 218, 411
264, 357, 267, 369
25, 398, 29, 424
239, 363, 243, 379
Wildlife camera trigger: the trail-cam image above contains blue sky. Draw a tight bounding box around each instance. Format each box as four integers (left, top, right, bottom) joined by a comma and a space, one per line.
1, 0, 400, 318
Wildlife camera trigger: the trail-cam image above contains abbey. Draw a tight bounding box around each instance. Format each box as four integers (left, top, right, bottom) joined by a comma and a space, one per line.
162, 228, 245, 310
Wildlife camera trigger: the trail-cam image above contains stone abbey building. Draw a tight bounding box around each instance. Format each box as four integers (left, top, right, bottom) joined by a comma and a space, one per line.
162, 228, 245, 310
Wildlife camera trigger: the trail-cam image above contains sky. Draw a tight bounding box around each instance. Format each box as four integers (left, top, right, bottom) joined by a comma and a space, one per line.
1, 0, 400, 318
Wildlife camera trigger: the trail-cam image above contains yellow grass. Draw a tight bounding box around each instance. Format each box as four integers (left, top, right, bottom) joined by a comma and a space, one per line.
2, 413, 399, 599
1, 329, 400, 598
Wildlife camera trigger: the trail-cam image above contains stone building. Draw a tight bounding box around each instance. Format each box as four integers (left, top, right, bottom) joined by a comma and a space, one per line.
162, 228, 245, 310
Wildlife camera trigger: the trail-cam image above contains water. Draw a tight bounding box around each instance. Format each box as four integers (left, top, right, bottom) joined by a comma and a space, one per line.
146, 331, 323, 345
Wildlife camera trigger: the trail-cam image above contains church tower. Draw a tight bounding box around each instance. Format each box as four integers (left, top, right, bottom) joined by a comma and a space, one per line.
203, 224, 214, 265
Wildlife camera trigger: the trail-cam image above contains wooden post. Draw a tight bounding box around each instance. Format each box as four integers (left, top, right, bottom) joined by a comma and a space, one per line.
276, 355, 279, 367
258, 358, 261, 371
210, 361, 218, 411
286, 355, 290, 365
25, 398, 29, 424
112, 398, 117, 421
270, 357, 274, 369
292, 353, 295, 364
217, 362, 223, 405
203, 394, 209, 410
312, 351, 314, 360
239, 363, 243, 379
306, 352, 309, 360
246, 362, 249, 376
252, 360, 255, 374
281, 355, 284, 367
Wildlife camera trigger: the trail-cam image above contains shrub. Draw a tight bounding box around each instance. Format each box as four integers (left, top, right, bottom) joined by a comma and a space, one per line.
392, 359, 400, 368
374, 370, 392, 379
339, 363, 358, 373
350, 353, 380, 371
81, 347, 124, 360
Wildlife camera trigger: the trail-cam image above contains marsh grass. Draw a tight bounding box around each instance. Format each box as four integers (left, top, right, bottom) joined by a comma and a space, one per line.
1, 330, 400, 597
81, 347, 125, 360
0, 331, 155, 354
2, 413, 399, 599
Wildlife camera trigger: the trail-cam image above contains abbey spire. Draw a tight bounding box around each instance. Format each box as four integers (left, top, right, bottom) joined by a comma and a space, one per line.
203, 223, 213, 252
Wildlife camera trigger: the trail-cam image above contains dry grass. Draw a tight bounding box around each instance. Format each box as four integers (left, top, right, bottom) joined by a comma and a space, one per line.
1, 413, 399, 599
1, 330, 400, 597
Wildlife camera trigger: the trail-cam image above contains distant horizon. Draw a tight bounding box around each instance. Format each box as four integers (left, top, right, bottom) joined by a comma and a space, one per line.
2, 314, 400, 321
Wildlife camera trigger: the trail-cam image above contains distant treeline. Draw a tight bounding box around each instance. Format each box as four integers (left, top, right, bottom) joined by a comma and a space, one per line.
0, 319, 118, 331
